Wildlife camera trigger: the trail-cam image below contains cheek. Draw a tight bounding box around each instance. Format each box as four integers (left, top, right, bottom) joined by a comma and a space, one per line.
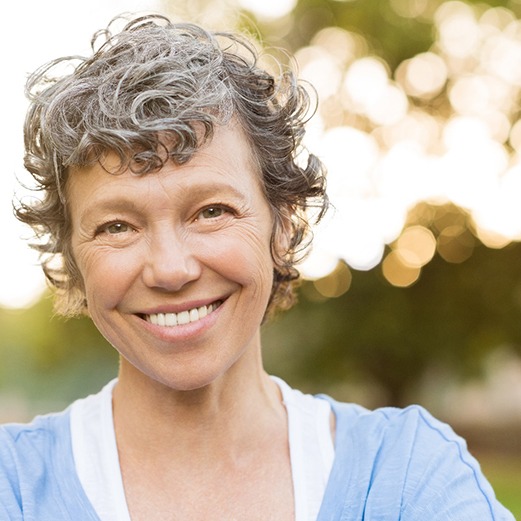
76, 247, 140, 308
204, 230, 274, 289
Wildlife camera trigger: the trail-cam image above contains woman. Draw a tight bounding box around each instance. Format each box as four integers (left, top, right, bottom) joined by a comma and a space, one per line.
0, 14, 514, 520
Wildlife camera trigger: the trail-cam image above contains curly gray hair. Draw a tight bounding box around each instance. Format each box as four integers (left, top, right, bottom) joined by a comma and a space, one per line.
17, 14, 328, 318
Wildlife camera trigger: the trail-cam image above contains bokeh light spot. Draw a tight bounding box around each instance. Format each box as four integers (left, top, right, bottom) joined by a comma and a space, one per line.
238, 0, 297, 19
296, 46, 343, 100
382, 250, 421, 287
390, 0, 429, 19
395, 225, 436, 268
435, 2, 481, 59
437, 225, 475, 263
366, 83, 409, 126
399, 52, 448, 99
313, 261, 352, 298
343, 57, 390, 111
312, 27, 365, 66
480, 7, 517, 31
474, 227, 512, 249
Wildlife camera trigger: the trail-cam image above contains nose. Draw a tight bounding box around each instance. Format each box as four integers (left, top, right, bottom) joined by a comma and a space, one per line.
142, 230, 202, 292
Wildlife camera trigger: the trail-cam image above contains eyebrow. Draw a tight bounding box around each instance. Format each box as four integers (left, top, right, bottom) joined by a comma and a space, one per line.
76, 181, 251, 220
179, 182, 250, 200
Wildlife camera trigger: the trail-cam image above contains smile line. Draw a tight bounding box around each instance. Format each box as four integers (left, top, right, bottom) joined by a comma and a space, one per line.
144, 301, 222, 327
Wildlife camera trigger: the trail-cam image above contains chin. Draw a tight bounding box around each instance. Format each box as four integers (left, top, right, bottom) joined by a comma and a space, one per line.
140, 364, 234, 394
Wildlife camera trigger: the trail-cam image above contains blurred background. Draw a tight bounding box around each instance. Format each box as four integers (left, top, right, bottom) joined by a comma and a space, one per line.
1, 0, 521, 513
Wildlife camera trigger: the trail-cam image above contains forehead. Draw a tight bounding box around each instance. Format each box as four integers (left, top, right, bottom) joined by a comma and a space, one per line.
66, 123, 266, 208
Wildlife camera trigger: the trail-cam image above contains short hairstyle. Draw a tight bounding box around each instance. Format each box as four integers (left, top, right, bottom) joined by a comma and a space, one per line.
17, 14, 328, 318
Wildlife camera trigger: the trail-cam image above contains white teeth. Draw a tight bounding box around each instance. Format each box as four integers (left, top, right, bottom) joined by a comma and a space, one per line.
177, 310, 190, 325
146, 302, 219, 327
165, 313, 177, 327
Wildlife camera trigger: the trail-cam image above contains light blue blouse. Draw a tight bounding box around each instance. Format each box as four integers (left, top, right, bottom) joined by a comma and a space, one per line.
0, 396, 515, 520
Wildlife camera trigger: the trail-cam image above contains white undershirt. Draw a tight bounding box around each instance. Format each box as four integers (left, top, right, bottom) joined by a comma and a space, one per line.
70, 377, 334, 521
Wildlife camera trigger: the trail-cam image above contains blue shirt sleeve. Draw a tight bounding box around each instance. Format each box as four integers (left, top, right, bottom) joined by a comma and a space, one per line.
318, 401, 515, 521
0, 427, 23, 520
0, 413, 101, 521
383, 406, 513, 520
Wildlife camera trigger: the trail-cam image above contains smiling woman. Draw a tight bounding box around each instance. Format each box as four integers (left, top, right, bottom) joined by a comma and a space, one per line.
68, 125, 276, 393
0, 13, 514, 521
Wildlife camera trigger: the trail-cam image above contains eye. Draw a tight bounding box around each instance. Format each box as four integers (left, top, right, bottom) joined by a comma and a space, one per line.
197, 205, 229, 220
98, 221, 132, 235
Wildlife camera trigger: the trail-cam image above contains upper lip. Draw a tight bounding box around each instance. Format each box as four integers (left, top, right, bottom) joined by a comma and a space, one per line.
136, 296, 227, 316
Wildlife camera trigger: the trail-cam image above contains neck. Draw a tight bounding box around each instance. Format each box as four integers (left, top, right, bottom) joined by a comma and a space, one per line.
112, 349, 285, 463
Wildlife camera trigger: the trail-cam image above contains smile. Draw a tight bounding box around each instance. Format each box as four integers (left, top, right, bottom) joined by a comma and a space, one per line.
144, 301, 222, 327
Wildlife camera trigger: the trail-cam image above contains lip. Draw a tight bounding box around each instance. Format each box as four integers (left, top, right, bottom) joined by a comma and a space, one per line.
138, 295, 227, 316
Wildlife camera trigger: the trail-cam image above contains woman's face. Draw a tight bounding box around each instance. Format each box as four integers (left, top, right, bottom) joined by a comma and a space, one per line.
68, 124, 276, 391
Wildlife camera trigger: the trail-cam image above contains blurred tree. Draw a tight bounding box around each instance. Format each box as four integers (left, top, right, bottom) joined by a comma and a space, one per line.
245, 0, 521, 62
0, 296, 117, 406
263, 229, 521, 406
260, 0, 434, 69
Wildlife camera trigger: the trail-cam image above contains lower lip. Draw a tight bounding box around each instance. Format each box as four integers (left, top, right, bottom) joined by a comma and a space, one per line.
136, 302, 224, 344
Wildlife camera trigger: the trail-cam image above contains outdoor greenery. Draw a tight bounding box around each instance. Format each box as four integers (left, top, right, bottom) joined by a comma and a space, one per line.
264, 234, 521, 405
480, 454, 521, 518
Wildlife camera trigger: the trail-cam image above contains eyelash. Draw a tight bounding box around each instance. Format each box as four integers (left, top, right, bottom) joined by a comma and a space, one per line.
95, 220, 133, 236
195, 204, 235, 221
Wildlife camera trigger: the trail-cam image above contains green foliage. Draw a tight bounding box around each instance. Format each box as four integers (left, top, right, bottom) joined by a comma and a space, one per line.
0, 295, 118, 407
291, 0, 433, 68
263, 239, 521, 406
479, 454, 521, 518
